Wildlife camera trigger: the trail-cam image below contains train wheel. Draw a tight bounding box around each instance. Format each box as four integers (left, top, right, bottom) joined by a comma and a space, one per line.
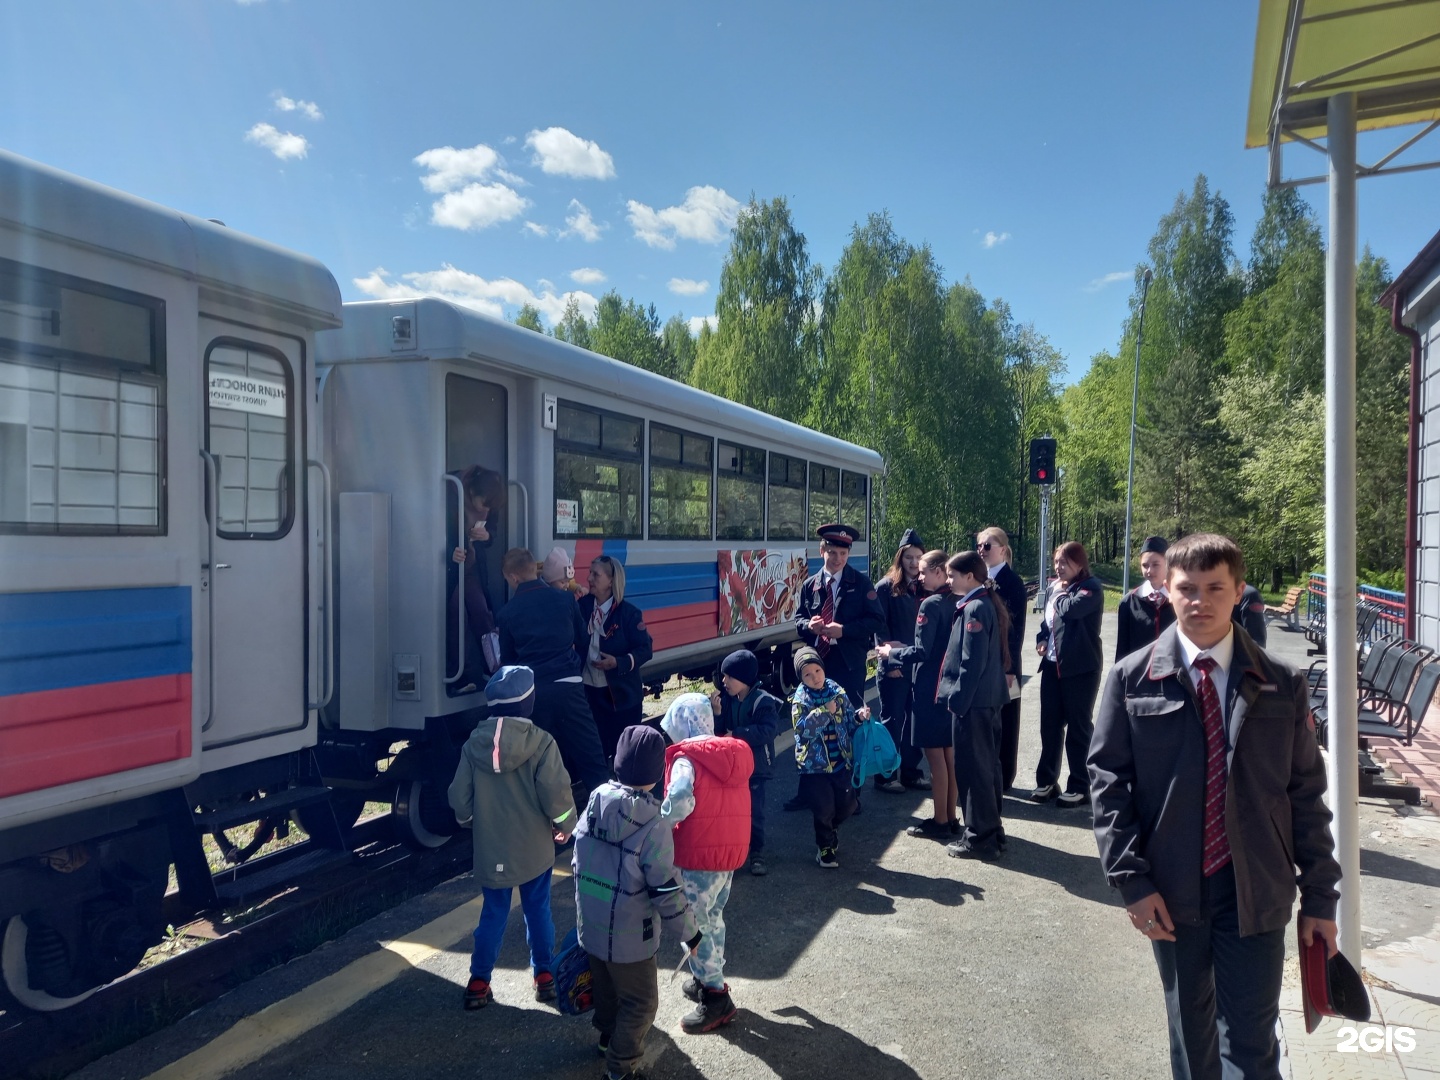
0, 915, 98, 1012
392, 778, 456, 850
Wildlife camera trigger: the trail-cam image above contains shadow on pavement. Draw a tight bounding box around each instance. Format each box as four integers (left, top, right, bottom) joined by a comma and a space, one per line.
992, 835, 1115, 906
1359, 845, 1440, 889
718, 1005, 924, 1080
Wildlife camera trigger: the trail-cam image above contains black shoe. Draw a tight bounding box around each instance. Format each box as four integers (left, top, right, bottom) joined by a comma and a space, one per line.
905, 819, 944, 837
997, 830, 1009, 852
748, 854, 768, 877
946, 840, 1000, 862
903, 776, 932, 791
680, 985, 738, 1033
681, 975, 703, 1003
948, 819, 961, 836
1029, 783, 1060, 802
463, 977, 492, 1009
816, 847, 839, 869
783, 795, 806, 812
1056, 790, 1089, 808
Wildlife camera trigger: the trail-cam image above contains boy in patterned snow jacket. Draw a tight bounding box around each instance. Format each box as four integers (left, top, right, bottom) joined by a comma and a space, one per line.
660, 693, 753, 1035
790, 646, 867, 869
573, 725, 700, 1080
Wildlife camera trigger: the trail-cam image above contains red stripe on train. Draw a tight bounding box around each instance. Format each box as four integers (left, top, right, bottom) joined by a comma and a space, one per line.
0, 674, 192, 798
645, 601, 718, 651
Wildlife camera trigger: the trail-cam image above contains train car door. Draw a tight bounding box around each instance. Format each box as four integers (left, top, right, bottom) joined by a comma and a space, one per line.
200, 323, 308, 746
443, 373, 509, 693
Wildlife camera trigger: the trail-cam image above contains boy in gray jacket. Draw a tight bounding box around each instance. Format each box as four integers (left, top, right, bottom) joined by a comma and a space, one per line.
574, 724, 700, 1080
448, 666, 575, 1010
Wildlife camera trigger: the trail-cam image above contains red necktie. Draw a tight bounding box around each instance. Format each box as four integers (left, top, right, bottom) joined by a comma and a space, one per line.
817, 577, 834, 657
1192, 655, 1232, 876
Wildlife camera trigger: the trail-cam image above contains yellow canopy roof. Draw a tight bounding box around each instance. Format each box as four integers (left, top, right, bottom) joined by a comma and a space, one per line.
1247, 0, 1440, 150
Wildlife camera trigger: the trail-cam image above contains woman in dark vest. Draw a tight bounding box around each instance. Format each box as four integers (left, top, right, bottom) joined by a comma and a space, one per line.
1115, 535, 1175, 661
872, 528, 928, 792
578, 555, 654, 763
976, 526, 1026, 792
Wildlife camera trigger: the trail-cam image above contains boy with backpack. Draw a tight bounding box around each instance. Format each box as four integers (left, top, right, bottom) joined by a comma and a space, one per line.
660, 693, 753, 1033
790, 646, 867, 869
709, 648, 780, 876
447, 666, 576, 1009
574, 724, 700, 1080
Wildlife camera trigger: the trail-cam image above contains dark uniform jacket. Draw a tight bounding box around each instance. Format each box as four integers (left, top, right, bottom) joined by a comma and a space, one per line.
874, 575, 920, 676
992, 563, 1027, 680
794, 563, 885, 683
714, 686, 781, 781
576, 595, 654, 713
1233, 584, 1268, 648
1036, 574, 1105, 678
1088, 624, 1341, 936
1115, 587, 1177, 662
893, 587, 958, 714
938, 590, 1008, 716
497, 579, 587, 682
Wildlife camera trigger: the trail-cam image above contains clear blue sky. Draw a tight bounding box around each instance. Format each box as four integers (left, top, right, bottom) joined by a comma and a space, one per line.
4, 1, 1436, 383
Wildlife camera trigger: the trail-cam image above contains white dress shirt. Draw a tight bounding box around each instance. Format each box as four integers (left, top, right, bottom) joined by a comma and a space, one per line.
1175, 623, 1235, 719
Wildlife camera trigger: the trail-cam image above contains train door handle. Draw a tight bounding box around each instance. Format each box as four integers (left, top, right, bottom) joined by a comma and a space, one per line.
214, 563, 232, 570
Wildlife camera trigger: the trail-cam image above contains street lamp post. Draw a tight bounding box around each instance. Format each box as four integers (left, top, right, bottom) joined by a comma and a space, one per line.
1120, 268, 1154, 597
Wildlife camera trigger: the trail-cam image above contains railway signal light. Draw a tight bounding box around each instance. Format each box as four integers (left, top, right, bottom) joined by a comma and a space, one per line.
1029, 437, 1056, 485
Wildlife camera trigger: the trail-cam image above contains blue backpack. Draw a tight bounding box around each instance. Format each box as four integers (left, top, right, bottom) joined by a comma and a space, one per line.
850, 719, 901, 787
553, 927, 594, 1015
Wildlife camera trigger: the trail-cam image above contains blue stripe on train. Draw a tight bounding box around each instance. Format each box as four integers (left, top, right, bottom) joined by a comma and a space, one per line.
0, 586, 191, 697
806, 556, 869, 575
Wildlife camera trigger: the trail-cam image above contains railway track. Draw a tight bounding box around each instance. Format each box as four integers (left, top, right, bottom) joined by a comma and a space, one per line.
0, 815, 472, 1080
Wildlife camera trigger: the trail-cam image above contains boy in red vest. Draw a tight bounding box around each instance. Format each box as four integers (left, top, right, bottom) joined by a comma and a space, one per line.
660, 692, 753, 1033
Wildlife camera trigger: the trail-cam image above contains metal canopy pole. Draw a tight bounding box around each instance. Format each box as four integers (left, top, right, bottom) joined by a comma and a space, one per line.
1325, 90, 1362, 968
1121, 268, 1154, 597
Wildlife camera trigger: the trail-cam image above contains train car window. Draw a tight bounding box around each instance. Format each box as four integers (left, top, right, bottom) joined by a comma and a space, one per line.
808, 464, 839, 536
554, 401, 642, 538
205, 340, 294, 539
716, 442, 764, 541
767, 453, 806, 541
649, 422, 712, 540
0, 259, 165, 535
840, 471, 869, 541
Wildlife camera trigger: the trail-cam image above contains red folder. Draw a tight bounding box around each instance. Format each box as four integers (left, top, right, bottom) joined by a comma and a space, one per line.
1299, 929, 1371, 1033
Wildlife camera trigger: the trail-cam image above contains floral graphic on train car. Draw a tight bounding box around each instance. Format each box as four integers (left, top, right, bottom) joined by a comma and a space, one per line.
717, 548, 808, 635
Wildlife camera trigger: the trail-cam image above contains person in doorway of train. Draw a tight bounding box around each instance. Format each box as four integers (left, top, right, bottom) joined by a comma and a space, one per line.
579, 556, 654, 764
574, 725, 700, 1080
790, 647, 866, 869
877, 549, 960, 839
496, 547, 611, 799
786, 523, 884, 812
447, 665, 576, 1010
709, 649, 780, 877
449, 466, 507, 678
976, 526, 1027, 794
659, 693, 752, 1034
937, 551, 1012, 862
1115, 535, 1175, 662
872, 528, 930, 794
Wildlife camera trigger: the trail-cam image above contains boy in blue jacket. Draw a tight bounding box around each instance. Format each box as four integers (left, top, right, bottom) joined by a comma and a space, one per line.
790, 646, 866, 869
709, 649, 780, 876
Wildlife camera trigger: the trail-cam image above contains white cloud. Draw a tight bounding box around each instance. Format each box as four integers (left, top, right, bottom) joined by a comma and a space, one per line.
561, 199, 604, 242
413, 144, 502, 194
668, 278, 709, 296
982, 230, 1011, 249
688, 315, 719, 335
627, 186, 739, 249
525, 127, 616, 180
429, 183, 529, 231
523, 221, 550, 237
245, 123, 308, 160
570, 267, 607, 285
274, 94, 323, 121
354, 265, 598, 326
1084, 271, 1132, 293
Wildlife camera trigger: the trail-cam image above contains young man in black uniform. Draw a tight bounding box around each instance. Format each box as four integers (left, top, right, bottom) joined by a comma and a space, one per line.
1233, 582, 1268, 648
784, 523, 884, 811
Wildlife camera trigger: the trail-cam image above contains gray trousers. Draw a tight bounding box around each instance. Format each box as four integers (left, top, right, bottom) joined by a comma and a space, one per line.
589, 953, 659, 1077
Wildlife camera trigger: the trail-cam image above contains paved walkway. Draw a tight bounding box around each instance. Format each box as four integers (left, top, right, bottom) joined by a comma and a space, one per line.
70, 618, 1439, 1080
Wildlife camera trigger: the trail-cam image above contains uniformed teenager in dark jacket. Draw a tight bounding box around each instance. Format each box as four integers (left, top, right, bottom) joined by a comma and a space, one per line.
872, 528, 928, 792
1116, 535, 1176, 662
496, 547, 610, 799
976, 526, 1027, 792
710, 649, 781, 876
578, 556, 654, 763
1089, 533, 1340, 1080
879, 550, 959, 837
1033, 541, 1105, 808
937, 551, 1011, 860
1232, 582, 1267, 648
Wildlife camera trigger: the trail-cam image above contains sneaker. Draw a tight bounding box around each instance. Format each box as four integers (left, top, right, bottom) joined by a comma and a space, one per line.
748, 854, 768, 877
783, 795, 806, 812
816, 847, 839, 869
1029, 783, 1060, 802
946, 840, 1000, 862
1057, 790, 1088, 808
681, 975, 703, 1003
463, 977, 492, 1010
905, 819, 944, 837
680, 985, 738, 1034
877, 778, 906, 793
534, 971, 557, 1001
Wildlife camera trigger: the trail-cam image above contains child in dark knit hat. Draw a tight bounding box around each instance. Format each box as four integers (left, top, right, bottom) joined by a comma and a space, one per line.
710, 649, 781, 877
790, 647, 864, 869
574, 724, 699, 1080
